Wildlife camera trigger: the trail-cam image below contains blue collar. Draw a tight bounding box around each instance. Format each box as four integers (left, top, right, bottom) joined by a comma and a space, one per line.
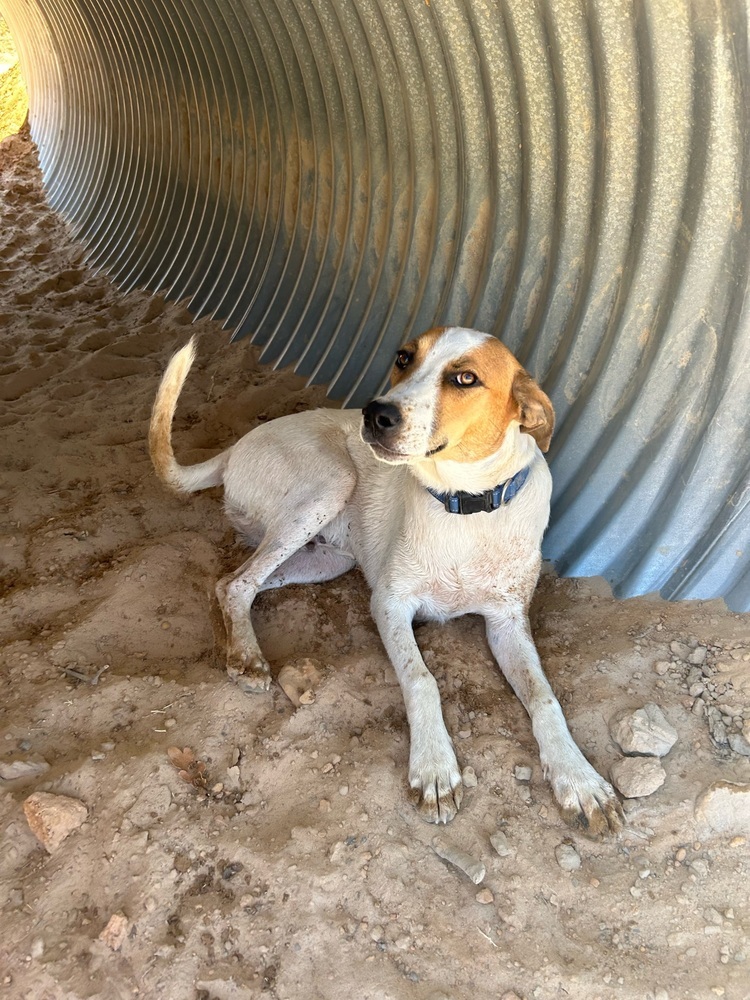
426, 465, 531, 515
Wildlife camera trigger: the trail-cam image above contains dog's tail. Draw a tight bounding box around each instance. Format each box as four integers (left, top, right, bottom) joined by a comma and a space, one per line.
149, 337, 228, 494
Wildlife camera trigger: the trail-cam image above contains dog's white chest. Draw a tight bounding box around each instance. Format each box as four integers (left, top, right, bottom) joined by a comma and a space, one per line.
401, 527, 539, 619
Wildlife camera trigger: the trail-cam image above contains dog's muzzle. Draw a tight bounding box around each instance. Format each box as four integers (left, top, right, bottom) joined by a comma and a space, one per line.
362, 399, 402, 442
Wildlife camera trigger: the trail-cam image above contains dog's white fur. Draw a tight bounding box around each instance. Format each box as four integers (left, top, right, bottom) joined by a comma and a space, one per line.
149, 327, 622, 834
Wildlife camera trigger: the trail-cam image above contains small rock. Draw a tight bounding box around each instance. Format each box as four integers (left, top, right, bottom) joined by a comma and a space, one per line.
29, 938, 44, 959
653, 661, 670, 675
704, 907, 723, 925
514, 765, 532, 782
688, 646, 707, 665
432, 838, 485, 884
225, 765, 241, 790
475, 888, 494, 904
277, 658, 322, 708
555, 842, 581, 872
610, 757, 666, 798
126, 784, 171, 829
695, 781, 750, 835
461, 766, 478, 788
0, 758, 50, 781
609, 704, 677, 757
516, 784, 532, 803
728, 732, 750, 757
490, 830, 514, 857
670, 641, 692, 660
690, 858, 709, 877
98, 913, 129, 951
706, 707, 729, 748
23, 792, 87, 853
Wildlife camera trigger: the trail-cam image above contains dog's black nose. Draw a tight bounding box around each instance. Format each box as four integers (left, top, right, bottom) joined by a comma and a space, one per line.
362, 399, 402, 433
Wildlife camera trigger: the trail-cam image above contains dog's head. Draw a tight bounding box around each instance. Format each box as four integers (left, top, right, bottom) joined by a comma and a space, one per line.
361, 327, 554, 464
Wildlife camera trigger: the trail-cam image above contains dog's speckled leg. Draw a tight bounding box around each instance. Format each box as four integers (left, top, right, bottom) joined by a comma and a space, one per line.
486, 611, 623, 837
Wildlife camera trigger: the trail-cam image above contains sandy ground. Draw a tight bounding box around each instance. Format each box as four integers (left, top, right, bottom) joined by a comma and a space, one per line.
1, 127, 750, 1000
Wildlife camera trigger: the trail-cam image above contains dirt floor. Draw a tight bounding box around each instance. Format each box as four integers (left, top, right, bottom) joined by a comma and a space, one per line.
1, 127, 750, 1000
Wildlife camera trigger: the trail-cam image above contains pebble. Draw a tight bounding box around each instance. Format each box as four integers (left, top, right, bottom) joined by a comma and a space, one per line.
728, 732, 750, 757
688, 646, 707, 665
0, 758, 50, 781
653, 661, 670, 675
462, 766, 478, 788
695, 781, 750, 835
706, 707, 729, 747
490, 830, 514, 857
23, 792, 88, 853
555, 842, 581, 872
432, 837, 485, 884
475, 888, 494, 904
670, 641, 692, 661
98, 913, 129, 951
610, 757, 666, 798
514, 764, 532, 782
609, 704, 677, 757
277, 658, 322, 708
339, 785, 349, 796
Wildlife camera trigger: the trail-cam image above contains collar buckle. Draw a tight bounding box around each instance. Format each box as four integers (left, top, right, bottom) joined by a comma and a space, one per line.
427, 465, 531, 516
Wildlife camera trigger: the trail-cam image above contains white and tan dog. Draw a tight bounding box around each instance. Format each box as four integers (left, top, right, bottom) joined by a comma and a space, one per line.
150, 326, 622, 835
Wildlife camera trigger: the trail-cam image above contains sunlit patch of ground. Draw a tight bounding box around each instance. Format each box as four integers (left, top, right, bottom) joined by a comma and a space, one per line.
0, 18, 27, 141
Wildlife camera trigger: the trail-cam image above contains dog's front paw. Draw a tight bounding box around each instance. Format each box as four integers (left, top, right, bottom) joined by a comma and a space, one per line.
409, 750, 463, 824
549, 763, 623, 837
227, 651, 272, 693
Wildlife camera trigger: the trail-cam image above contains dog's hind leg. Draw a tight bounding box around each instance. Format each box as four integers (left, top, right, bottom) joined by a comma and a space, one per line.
258, 538, 355, 592
216, 489, 354, 693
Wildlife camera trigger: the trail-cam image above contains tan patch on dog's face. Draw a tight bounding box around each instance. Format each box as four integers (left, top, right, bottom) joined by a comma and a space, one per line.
389, 327, 447, 387
432, 337, 523, 462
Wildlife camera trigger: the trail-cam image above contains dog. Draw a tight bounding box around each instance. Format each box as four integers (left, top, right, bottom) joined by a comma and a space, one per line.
149, 326, 622, 835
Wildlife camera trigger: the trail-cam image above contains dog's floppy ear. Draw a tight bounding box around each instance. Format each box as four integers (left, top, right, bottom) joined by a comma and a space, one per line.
512, 370, 555, 452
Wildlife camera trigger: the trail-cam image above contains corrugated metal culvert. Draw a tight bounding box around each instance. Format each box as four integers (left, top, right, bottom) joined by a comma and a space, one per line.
2, 0, 748, 609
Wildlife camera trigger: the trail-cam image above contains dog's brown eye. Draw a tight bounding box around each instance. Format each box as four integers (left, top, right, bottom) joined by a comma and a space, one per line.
395, 350, 413, 370
454, 371, 478, 387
